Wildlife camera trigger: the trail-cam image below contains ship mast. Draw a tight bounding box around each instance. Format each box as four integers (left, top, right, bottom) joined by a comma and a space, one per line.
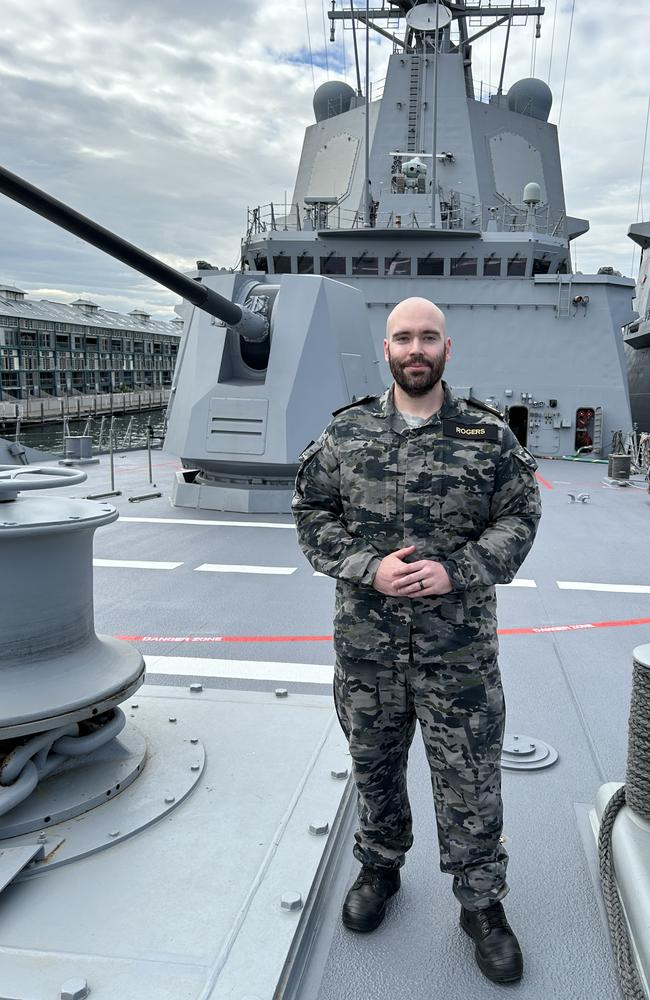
328, 1, 546, 98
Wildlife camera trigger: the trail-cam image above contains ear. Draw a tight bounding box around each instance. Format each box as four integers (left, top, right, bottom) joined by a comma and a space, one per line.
383, 338, 389, 362
445, 337, 452, 360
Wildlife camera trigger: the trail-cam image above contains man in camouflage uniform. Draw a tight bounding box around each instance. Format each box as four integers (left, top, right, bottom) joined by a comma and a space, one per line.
292, 297, 541, 983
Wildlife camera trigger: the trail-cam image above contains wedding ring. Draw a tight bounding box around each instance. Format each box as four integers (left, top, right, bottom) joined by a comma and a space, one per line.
418, 579, 425, 591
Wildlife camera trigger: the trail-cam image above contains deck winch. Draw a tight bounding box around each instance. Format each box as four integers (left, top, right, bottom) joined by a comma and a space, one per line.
0, 466, 145, 824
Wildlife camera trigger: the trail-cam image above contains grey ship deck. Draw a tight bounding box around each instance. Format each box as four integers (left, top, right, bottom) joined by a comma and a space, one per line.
4, 445, 648, 1000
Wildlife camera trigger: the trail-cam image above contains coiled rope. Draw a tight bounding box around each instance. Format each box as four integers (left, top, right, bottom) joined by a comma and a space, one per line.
598, 653, 650, 999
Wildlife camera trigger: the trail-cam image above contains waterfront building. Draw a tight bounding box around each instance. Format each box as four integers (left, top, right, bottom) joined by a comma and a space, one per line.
0, 284, 182, 400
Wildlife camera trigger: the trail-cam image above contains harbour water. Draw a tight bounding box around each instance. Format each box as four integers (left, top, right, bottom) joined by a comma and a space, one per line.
16, 408, 166, 455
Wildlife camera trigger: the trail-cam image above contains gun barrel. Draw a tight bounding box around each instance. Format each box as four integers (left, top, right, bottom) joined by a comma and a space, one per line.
0, 164, 253, 330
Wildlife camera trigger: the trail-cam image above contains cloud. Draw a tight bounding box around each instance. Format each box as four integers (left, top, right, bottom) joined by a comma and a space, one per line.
0, 0, 648, 323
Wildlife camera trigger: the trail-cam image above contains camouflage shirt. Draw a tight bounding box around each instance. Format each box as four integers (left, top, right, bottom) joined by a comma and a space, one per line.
292, 382, 541, 663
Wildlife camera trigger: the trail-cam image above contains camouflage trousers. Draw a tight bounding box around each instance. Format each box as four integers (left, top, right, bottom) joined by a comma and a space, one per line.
334, 645, 509, 911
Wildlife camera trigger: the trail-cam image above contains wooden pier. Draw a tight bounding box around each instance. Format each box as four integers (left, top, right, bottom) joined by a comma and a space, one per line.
0, 388, 171, 430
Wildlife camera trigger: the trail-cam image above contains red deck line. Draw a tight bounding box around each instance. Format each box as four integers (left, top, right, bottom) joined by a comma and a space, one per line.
116, 615, 650, 644
535, 471, 553, 490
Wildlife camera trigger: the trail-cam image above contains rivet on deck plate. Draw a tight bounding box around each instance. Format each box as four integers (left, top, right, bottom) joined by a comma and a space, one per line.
109, 831, 120, 838
331, 767, 349, 780
281, 891, 303, 911
165, 795, 176, 804
190, 737, 199, 744
309, 821, 329, 836
191, 764, 200, 772
169, 716, 177, 723
190, 683, 203, 693
275, 688, 288, 698
60, 978, 89, 1000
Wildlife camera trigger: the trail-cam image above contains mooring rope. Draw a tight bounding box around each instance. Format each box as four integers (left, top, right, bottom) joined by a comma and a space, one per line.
598, 654, 650, 1000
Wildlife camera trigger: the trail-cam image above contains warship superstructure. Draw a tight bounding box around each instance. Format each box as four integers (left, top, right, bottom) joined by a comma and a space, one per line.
625, 221, 650, 431
243, 0, 636, 459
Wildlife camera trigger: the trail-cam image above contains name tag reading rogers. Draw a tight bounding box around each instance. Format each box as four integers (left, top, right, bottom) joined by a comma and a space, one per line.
443, 419, 499, 442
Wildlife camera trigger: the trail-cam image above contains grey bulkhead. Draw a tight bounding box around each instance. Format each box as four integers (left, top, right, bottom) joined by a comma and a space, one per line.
625, 222, 650, 431
257, 49, 635, 456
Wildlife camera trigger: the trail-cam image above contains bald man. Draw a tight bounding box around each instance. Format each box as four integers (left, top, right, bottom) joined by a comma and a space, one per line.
292, 297, 540, 983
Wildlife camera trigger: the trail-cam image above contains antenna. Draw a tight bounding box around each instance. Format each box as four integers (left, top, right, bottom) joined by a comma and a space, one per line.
405, 2, 452, 34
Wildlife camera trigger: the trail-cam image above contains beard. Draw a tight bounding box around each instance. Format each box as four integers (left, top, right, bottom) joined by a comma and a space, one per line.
387, 347, 446, 397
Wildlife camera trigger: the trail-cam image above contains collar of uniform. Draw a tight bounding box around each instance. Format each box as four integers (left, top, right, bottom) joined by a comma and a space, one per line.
378, 381, 460, 421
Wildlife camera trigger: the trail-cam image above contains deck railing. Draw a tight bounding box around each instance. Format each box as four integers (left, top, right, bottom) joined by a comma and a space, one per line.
245, 200, 566, 239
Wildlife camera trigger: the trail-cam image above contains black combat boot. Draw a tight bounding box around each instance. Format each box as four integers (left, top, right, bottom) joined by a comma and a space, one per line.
341, 864, 401, 932
460, 902, 523, 983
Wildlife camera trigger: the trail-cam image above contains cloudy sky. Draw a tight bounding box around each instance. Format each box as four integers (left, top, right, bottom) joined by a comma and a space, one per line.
0, 0, 648, 318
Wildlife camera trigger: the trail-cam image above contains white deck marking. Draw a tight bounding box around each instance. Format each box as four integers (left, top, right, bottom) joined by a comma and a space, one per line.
93, 558, 182, 570
195, 564, 297, 575
119, 516, 295, 530
557, 581, 650, 594
144, 655, 333, 684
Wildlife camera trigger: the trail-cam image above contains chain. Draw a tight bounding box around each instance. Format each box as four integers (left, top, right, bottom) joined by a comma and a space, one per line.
0, 708, 126, 818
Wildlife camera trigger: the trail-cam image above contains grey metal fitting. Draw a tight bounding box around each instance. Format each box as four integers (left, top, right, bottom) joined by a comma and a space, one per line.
309, 820, 330, 836
189, 683, 203, 693
164, 795, 176, 804
60, 977, 89, 1000
231, 304, 268, 343
281, 891, 303, 911
275, 688, 288, 698
331, 767, 349, 780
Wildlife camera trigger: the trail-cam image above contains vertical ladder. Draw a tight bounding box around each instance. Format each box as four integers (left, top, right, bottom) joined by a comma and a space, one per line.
592, 406, 604, 455
406, 56, 421, 154
556, 275, 573, 318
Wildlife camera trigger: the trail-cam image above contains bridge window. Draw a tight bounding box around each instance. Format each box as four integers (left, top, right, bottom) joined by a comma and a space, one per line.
451, 257, 477, 276
273, 255, 292, 274
384, 256, 411, 276
417, 257, 444, 275
352, 256, 379, 276
533, 257, 551, 275
507, 257, 527, 276
321, 256, 346, 275
483, 257, 501, 276
297, 255, 314, 274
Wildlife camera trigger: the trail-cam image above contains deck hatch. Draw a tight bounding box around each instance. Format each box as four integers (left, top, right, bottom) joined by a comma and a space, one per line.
206, 397, 268, 454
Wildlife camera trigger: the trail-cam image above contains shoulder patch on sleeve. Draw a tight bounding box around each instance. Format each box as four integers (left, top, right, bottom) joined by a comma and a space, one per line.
513, 444, 538, 472
331, 394, 378, 417
297, 438, 322, 465
468, 395, 505, 419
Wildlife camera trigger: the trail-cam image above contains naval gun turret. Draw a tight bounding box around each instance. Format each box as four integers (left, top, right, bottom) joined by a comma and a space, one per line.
0, 165, 382, 513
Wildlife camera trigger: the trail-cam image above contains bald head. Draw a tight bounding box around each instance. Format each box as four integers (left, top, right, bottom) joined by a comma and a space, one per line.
386, 297, 446, 339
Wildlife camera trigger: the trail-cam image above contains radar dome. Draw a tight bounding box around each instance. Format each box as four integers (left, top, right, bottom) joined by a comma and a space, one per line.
507, 78, 552, 121
313, 81, 356, 123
